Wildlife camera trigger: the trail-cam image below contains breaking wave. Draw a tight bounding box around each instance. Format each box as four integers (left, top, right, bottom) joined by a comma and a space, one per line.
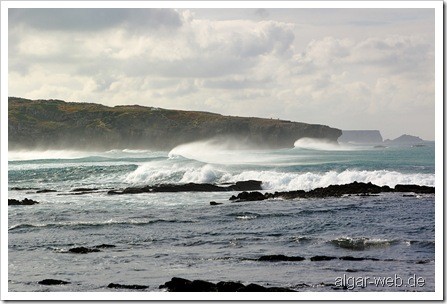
125, 160, 434, 191
330, 237, 398, 250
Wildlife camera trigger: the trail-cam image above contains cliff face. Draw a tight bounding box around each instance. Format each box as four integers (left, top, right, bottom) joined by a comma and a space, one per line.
8, 97, 342, 150
338, 130, 383, 144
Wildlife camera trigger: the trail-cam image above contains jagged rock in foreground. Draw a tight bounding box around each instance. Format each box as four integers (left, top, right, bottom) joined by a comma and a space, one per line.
230, 182, 434, 202
159, 277, 296, 292
108, 283, 149, 290
108, 180, 262, 195
68, 247, 101, 254
38, 279, 70, 285
8, 198, 39, 206
8, 97, 341, 150
257, 255, 305, 262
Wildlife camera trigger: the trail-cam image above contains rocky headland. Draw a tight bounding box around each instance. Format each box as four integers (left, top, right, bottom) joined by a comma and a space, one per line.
8, 97, 342, 150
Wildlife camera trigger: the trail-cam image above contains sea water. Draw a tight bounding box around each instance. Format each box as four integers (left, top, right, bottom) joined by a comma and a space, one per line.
7, 140, 436, 292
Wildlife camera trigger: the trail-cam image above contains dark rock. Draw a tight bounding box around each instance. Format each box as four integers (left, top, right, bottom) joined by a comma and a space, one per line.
346, 269, 358, 273
38, 279, 70, 285
123, 186, 152, 194
210, 201, 222, 206
234, 181, 433, 201
160, 277, 296, 292
108, 283, 148, 290
310, 255, 337, 261
416, 259, 431, 264
394, 184, 434, 194
94, 244, 116, 248
71, 187, 99, 192
8, 198, 39, 206
229, 180, 263, 191
68, 246, 101, 254
11, 187, 39, 191
159, 277, 193, 292
258, 255, 305, 262
216, 281, 245, 292
190, 280, 218, 292
107, 190, 123, 195
339, 256, 366, 261
36, 189, 57, 193
231, 191, 266, 202
238, 283, 268, 292
108, 180, 264, 195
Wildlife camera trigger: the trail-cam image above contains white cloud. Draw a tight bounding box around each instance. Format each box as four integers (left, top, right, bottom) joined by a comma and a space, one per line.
7, 8, 435, 140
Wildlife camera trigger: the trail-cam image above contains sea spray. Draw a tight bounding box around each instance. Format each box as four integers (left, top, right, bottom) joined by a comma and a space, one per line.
294, 137, 360, 151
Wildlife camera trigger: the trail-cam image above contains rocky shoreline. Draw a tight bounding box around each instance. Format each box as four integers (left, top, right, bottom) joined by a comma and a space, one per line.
228, 181, 434, 202
9, 181, 434, 207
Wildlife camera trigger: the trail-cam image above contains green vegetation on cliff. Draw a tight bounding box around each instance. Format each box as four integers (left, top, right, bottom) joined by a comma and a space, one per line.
8, 97, 342, 150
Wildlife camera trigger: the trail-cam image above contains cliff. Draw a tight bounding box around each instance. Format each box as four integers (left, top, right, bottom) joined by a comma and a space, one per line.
338, 130, 383, 144
8, 97, 342, 150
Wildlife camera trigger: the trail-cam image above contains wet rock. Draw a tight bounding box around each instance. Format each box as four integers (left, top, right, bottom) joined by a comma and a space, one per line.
339, 256, 367, 261
190, 280, 218, 292
258, 255, 305, 262
210, 201, 222, 206
108, 180, 263, 195
159, 277, 194, 292
160, 277, 296, 292
394, 184, 434, 194
231, 181, 436, 201
94, 244, 116, 248
216, 281, 245, 292
229, 180, 263, 191
11, 187, 39, 191
310, 255, 337, 261
36, 189, 57, 193
416, 259, 431, 264
238, 283, 268, 292
108, 283, 148, 290
68, 246, 101, 254
71, 187, 99, 192
230, 191, 266, 202
346, 269, 358, 273
8, 198, 39, 206
38, 279, 70, 285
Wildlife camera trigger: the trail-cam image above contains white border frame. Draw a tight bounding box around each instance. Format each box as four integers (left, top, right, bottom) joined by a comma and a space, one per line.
1, 1, 443, 301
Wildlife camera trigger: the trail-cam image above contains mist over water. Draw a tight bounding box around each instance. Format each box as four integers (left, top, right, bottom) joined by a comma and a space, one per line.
293, 137, 360, 151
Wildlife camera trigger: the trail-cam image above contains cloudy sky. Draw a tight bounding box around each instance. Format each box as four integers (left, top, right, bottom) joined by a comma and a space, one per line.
8, 6, 436, 140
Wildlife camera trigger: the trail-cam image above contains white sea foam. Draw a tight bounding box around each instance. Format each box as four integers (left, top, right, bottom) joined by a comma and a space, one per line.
125, 160, 434, 191
224, 169, 434, 191
294, 138, 359, 151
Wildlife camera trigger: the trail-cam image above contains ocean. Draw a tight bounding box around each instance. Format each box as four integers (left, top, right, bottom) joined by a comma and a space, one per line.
7, 139, 436, 294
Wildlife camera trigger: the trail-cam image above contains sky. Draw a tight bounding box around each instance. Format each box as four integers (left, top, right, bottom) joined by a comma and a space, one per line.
7, 5, 436, 140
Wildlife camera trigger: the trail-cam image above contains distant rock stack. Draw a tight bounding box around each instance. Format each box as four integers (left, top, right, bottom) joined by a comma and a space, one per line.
338, 130, 383, 144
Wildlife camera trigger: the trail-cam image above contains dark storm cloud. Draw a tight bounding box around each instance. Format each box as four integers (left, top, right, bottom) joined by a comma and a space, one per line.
8, 8, 182, 31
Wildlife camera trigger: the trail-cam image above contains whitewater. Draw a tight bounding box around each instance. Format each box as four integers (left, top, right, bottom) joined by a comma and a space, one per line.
8, 139, 435, 294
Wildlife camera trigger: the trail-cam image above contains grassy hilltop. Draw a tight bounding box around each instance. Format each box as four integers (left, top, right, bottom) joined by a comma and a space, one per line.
8, 97, 342, 150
